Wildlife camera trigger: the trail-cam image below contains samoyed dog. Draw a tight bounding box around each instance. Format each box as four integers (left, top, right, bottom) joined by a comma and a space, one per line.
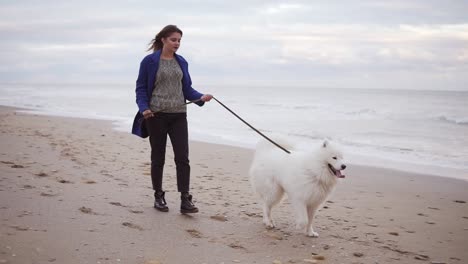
249, 139, 346, 237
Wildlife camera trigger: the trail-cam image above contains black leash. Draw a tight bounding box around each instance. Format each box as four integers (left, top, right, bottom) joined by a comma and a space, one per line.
212, 97, 291, 154
142, 97, 291, 154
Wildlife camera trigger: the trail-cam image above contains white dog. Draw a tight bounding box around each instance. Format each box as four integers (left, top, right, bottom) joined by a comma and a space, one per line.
249, 139, 346, 237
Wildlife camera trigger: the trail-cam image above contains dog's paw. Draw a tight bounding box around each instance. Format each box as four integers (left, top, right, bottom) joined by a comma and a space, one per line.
307, 230, 319, 237
264, 222, 275, 229
263, 218, 275, 229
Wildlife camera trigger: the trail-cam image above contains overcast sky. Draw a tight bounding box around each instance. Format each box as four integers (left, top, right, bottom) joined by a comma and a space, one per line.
1, 0, 467, 90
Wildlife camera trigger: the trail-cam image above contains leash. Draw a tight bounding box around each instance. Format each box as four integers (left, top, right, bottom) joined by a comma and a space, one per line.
142, 97, 291, 154
212, 97, 291, 154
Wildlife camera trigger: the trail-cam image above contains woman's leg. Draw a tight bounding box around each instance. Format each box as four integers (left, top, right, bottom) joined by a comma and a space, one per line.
146, 114, 169, 192
167, 113, 190, 192
167, 113, 198, 213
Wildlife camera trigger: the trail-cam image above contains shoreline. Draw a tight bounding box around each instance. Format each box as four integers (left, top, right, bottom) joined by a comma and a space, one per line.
1, 105, 468, 263
8, 104, 468, 182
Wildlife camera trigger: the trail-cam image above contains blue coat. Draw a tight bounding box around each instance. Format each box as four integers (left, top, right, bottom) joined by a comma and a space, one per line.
132, 50, 205, 138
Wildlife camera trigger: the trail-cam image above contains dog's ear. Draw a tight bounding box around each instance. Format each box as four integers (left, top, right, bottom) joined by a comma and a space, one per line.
323, 140, 329, 148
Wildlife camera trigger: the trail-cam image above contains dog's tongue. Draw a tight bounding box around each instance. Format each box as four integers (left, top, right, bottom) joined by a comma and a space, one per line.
335, 170, 345, 178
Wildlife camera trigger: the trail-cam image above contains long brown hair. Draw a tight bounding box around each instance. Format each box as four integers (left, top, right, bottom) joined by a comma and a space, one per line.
147, 25, 183, 52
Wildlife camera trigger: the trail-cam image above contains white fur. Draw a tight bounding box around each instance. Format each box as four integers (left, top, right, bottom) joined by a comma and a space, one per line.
249, 139, 346, 237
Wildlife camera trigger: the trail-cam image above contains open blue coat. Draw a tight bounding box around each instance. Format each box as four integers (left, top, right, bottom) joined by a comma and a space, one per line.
132, 50, 205, 138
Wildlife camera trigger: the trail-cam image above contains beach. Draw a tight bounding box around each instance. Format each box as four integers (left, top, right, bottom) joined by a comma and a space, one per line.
1, 105, 467, 264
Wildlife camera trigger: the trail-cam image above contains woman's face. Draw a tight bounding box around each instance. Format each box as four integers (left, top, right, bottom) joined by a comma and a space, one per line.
162, 32, 181, 53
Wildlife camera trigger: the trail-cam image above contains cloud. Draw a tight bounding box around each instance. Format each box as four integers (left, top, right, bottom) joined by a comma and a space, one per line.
0, 1, 467, 90
261, 3, 304, 14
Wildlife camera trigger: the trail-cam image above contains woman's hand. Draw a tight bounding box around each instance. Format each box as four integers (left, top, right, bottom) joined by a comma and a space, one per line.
201, 94, 213, 102
142, 109, 154, 119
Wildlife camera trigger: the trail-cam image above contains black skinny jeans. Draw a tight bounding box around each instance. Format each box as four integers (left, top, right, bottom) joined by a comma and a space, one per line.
145, 112, 190, 192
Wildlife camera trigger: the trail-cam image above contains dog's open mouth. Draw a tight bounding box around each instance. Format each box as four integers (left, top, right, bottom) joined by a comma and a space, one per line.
328, 164, 345, 178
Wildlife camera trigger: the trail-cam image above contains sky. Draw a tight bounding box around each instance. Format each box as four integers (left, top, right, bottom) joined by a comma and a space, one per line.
0, 0, 467, 90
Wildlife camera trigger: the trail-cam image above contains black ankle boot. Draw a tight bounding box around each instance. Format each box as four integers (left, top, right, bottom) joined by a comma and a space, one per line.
180, 192, 198, 214
154, 191, 169, 212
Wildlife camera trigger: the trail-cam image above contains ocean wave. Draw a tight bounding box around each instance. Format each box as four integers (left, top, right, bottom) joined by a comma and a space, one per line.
345, 108, 377, 116
351, 142, 415, 153
269, 133, 418, 154
253, 103, 316, 110
437, 115, 468, 126
287, 132, 326, 141
292, 105, 316, 110
253, 103, 283, 108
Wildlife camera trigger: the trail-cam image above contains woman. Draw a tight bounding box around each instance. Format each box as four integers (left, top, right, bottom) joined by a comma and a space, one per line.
132, 25, 213, 214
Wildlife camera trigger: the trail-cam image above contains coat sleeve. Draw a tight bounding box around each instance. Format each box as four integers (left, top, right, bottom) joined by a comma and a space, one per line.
135, 57, 150, 113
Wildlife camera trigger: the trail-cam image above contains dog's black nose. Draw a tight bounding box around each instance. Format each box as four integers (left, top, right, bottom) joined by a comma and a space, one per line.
341, 164, 347, 170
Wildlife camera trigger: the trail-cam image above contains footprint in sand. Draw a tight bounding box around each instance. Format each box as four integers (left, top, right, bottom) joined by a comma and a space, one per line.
109, 202, 127, 207
265, 231, 283, 240
186, 229, 203, 238
57, 178, 73, 184
210, 215, 228, 222
40, 192, 58, 197
244, 212, 262, 218
353, 252, 364, 257
17, 211, 32, 218
10, 225, 30, 231
228, 242, 246, 250
308, 255, 326, 261
122, 222, 144, 231
414, 254, 429, 261
35, 172, 48, 177
79, 206, 98, 215
83, 180, 96, 184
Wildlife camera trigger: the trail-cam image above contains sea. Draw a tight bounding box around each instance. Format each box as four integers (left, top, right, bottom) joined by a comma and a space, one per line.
1, 82, 467, 180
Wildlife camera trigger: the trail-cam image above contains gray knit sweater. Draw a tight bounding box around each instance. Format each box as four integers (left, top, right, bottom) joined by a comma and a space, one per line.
150, 58, 186, 113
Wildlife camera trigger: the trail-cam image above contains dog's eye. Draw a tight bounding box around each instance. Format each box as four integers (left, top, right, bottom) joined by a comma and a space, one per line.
332, 157, 337, 160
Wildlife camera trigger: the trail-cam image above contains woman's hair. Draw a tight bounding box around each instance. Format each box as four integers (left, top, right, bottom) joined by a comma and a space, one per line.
147, 25, 183, 52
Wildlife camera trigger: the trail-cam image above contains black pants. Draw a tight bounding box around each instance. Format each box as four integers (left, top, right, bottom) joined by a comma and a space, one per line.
145, 113, 190, 192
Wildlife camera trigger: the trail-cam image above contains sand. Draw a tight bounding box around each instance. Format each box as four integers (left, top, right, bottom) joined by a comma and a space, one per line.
1, 105, 467, 264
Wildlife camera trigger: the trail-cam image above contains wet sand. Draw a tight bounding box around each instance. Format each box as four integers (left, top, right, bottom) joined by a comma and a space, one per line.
1, 105, 467, 264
